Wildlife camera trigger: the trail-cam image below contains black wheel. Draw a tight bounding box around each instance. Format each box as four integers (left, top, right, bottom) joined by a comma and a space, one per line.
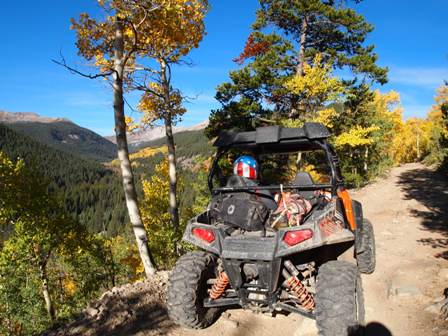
167, 251, 221, 329
315, 260, 365, 336
356, 219, 375, 274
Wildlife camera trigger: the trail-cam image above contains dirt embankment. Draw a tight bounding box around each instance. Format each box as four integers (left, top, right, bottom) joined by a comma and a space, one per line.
45, 163, 448, 336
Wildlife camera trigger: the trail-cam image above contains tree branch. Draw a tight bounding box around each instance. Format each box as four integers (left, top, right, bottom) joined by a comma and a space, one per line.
122, 17, 138, 67
165, 59, 172, 86
130, 82, 164, 99
52, 54, 115, 79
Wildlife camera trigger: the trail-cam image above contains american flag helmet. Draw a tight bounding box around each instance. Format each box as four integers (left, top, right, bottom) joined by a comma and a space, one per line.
233, 155, 258, 179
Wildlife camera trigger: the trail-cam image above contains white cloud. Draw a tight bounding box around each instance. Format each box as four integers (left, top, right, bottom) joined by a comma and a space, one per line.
389, 66, 448, 88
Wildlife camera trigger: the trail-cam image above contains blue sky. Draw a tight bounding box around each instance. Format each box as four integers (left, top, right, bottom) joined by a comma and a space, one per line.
0, 0, 447, 135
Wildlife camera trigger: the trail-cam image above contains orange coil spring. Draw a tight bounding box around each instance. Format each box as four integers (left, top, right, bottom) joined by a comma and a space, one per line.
209, 272, 229, 300
286, 276, 315, 310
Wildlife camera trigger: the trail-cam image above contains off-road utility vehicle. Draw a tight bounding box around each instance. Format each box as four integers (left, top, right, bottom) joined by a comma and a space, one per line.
167, 123, 375, 336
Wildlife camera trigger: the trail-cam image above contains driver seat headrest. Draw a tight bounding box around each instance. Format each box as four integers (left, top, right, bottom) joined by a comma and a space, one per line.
290, 172, 315, 199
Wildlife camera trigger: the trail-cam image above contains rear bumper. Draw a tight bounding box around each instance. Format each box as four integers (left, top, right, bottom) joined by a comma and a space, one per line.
182, 210, 355, 261
183, 208, 355, 311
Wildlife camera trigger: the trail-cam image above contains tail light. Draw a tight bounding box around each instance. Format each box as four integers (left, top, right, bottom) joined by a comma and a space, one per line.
283, 229, 313, 246
192, 228, 215, 243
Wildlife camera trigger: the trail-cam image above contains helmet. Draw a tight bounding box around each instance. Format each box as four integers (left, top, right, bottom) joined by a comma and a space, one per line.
233, 155, 258, 179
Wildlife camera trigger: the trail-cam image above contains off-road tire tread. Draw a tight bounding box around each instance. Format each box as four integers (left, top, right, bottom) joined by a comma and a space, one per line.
315, 260, 365, 336
356, 219, 376, 274
167, 251, 219, 329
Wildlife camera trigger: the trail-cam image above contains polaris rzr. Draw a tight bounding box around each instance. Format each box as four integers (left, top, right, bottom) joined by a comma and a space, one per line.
167, 123, 375, 336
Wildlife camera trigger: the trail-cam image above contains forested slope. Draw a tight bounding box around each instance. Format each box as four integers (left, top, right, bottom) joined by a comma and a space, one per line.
132, 129, 213, 157
5, 120, 117, 162
0, 124, 127, 234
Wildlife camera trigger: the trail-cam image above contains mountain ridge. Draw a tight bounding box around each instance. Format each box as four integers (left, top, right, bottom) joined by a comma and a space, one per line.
106, 120, 209, 147
0, 110, 71, 123
0, 110, 117, 162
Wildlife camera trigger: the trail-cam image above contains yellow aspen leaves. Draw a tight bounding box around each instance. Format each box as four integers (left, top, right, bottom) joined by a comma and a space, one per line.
124, 116, 138, 133
140, 160, 171, 230
335, 126, 380, 148
138, 88, 186, 124
312, 108, 338, 129
62, 278, 77, 297
428, 83, 448, 138
71, 0, 208, 73
129, 146, 167, 160
284, 54, 344, 113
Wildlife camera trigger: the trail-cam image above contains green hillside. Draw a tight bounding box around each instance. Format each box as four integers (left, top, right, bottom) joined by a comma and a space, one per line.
0, 124, 127, 234
0, 125, 213, 235
6, 121, 117, 162
132, 128, 213, 157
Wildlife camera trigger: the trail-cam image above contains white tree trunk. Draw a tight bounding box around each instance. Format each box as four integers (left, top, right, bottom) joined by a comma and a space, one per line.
160, 59, 180, 230
39, 258, 55, 321
164, 117, 180, 230
364, 146, 369, 172
113, 16, 156, 277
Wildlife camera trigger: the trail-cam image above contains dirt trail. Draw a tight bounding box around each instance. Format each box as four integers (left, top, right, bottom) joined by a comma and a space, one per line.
350, 163, 448, 336
47, 163, 448, 336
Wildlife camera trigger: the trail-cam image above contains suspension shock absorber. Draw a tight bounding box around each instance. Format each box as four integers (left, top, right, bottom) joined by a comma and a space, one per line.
282, 261, 315, 310
209, 271, 229, 300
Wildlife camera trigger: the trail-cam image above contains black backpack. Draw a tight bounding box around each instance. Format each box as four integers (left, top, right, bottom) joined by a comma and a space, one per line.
209, 176, 270, 231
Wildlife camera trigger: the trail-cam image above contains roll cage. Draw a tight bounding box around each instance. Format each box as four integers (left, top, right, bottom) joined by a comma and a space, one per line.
208, 123, 345, 196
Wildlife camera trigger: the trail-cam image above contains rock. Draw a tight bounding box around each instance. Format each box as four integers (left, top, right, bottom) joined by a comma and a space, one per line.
221, 316, 239, 329
84, 307, 99, 317
294, 317, 318, 336
221, 311, 239, 328
71, 324, 89, 335
391, 286, 422, 297
89, 301, 101, 309
388, 280, 422, 298
99, 292, 110, 301
425, 301, 444, 315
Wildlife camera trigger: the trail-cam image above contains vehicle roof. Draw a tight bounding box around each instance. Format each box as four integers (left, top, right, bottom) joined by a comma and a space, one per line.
213, 123, 331, 152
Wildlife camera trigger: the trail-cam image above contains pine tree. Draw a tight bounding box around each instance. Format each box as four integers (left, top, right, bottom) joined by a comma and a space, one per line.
206, 0, 387, 138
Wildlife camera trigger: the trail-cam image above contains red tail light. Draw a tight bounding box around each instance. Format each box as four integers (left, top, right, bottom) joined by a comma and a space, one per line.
192, 228, 215, 243
283, 229, 313, 246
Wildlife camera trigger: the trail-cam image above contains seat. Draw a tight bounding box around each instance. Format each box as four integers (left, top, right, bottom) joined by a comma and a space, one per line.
290, 172, 315, 199
225, 175, 277, 210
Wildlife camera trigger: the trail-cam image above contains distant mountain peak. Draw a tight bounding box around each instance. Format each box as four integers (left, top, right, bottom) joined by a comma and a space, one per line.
0, 110, 117, 162
0, 110, 71, 124
106, 120, 209, 145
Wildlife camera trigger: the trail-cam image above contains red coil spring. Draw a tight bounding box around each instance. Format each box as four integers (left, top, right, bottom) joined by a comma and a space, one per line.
286, 276, 315, 310
209, 272, 229, 300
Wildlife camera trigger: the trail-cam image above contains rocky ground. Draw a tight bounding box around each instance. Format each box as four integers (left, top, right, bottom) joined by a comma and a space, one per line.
45, 163, 448, 336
